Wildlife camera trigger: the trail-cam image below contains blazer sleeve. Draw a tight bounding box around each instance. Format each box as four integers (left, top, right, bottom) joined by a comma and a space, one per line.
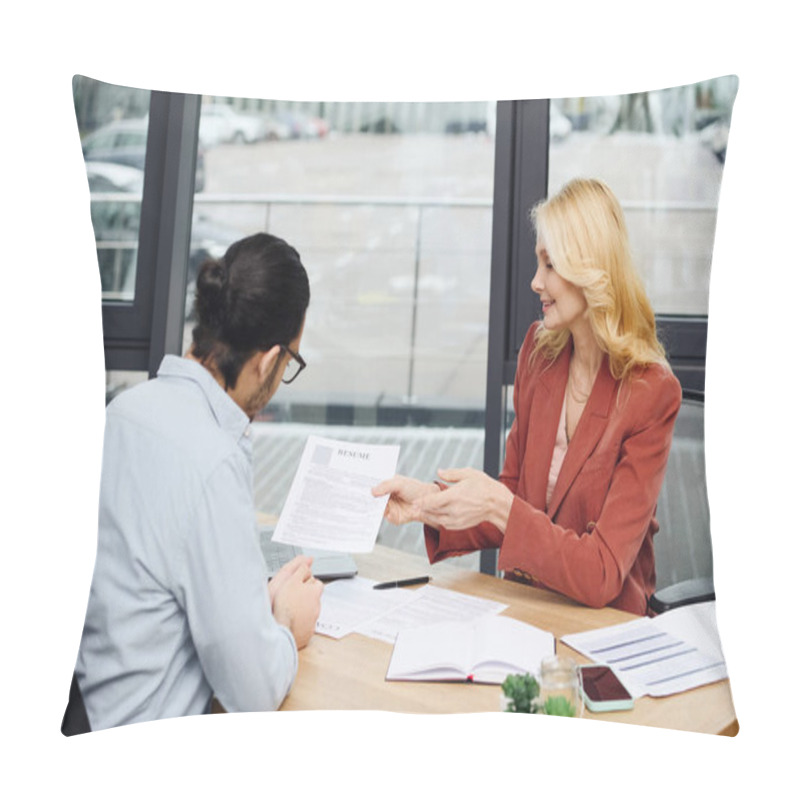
498, 367, 681, 609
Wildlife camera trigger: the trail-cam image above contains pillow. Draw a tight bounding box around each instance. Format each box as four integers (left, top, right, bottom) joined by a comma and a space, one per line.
68, 76, 737, 739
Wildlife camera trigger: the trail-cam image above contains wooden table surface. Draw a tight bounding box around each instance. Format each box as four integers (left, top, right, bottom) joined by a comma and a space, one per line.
279, 546, 738, 735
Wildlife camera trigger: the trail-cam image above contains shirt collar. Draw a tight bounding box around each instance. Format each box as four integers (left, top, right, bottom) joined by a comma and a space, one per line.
157, 355, 252, 448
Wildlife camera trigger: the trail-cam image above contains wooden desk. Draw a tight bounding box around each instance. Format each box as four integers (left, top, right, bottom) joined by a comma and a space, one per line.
279, 546, 738, 735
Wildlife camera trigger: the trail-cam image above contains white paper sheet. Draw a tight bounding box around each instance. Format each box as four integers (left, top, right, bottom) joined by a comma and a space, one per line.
561, 601, 728, 698
315, 576, 417, 639
356, 584, 508, 643
272, 435, 399, 552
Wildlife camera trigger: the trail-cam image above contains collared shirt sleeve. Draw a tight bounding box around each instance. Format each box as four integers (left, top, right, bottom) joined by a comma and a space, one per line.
174, 451, 298, 712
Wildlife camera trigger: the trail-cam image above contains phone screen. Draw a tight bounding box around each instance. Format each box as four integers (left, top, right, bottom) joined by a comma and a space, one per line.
580, 665, 632, 701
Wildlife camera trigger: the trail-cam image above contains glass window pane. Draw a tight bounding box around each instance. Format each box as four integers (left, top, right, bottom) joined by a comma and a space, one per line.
73, 76, 151, 304
106, 371, 148, 405
548, 77, 737, 316
186, 98, 496, 565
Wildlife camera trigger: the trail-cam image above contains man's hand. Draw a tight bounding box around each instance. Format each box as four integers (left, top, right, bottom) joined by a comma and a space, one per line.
269, 556, 323, 649
371, 475, 441, 525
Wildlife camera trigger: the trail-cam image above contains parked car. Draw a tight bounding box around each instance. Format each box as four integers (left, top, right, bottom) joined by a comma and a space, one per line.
85, 160, 145, 194
445, 119, 488, 135
698, 118, 729, 163
262, 116, 293, 141
359, 117, 401, 134
199, 104, 290, 145
85, 161, 240, 308
277, 111, 330, 139
81, 117, 207, 191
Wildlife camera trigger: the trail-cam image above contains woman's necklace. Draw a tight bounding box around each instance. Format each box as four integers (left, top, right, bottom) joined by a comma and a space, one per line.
567, 361, 593, 405
565, 363, 592, 444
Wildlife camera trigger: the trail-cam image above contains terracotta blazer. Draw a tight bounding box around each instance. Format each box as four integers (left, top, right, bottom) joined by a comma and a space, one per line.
425, 323, 682, 615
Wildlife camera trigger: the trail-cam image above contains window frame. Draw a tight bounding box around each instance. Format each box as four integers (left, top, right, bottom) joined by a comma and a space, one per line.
100, 91, 201, 376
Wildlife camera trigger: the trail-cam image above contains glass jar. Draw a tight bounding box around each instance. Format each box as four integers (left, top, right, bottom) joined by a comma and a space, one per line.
538, 655, 583, 718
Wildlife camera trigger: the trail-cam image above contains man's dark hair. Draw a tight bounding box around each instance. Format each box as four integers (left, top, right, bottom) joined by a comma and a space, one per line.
191, 232, 309, 389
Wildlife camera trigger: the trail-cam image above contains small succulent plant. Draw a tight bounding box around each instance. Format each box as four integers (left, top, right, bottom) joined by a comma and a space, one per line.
501, 672, 577, 717
501, 672, 541, 713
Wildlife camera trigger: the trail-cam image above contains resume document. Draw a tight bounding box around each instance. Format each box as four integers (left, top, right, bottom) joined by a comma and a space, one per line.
272, 435, 399, 552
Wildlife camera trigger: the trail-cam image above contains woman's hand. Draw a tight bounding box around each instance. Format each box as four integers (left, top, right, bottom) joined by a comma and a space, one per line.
372, 475, 441, 525
414, 468, 514, 532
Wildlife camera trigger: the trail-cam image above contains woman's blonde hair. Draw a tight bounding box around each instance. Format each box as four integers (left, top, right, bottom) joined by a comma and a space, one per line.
530, 177, 667, 381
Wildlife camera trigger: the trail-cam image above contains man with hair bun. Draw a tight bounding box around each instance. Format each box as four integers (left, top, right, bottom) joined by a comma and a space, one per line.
67, 233, 322, 732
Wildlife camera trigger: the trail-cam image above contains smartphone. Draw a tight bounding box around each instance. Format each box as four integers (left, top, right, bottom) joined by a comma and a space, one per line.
579, 664, 634, 712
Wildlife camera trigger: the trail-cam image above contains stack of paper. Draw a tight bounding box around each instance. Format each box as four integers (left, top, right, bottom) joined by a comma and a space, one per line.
316, 579, 508, 641
357, 584, 508, 643
561, 601, 728, 698
315, 576, 410, 639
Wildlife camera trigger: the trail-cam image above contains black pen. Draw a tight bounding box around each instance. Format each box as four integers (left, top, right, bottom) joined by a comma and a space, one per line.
373, 576, 431, 590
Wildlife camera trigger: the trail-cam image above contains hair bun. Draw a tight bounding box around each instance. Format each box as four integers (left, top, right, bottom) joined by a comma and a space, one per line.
194, 256, 229, 332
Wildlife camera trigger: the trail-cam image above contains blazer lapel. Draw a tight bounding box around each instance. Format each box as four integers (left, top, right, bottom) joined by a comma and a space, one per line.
547, 354, 617, 518
526, 341, 571, 511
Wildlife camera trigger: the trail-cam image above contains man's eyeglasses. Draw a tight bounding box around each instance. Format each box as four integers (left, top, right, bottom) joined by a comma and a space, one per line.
280, 345, 306, 384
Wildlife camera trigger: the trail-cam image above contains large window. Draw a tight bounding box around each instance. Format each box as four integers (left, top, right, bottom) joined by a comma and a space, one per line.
74, 77, 201, 384
550, 78, 736, 317
74, 79, 150, 306
493, 79, 736, 412
75, 77, 731, 573
76, 80, 497, 567
184, 98, 495, 416
481, 81, 735, 574
185, 97, 496, 566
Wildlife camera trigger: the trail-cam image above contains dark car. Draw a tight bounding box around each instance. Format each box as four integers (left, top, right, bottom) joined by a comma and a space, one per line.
445, 119, 488, 135
82, 117, 207, 192
359, 117, 401, 134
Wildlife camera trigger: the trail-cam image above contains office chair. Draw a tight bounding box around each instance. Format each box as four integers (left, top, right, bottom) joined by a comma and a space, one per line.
648, 387, 716, 615
61, 672, 91, 736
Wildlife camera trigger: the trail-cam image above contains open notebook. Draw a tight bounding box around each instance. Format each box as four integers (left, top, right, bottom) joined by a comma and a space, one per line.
386, 614, 555, 684
258, 526, 358, 581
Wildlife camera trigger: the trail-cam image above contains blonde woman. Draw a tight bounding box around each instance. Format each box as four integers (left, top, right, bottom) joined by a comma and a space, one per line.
373, 178, 681, 615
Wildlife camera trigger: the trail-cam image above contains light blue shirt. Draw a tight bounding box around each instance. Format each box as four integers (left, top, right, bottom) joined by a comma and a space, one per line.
76, 355, 297, 730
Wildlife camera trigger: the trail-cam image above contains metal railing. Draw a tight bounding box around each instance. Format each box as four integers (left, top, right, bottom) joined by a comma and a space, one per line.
94, 193, 494, 401
92, 192, 717, 398
192, 194, 493, 399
